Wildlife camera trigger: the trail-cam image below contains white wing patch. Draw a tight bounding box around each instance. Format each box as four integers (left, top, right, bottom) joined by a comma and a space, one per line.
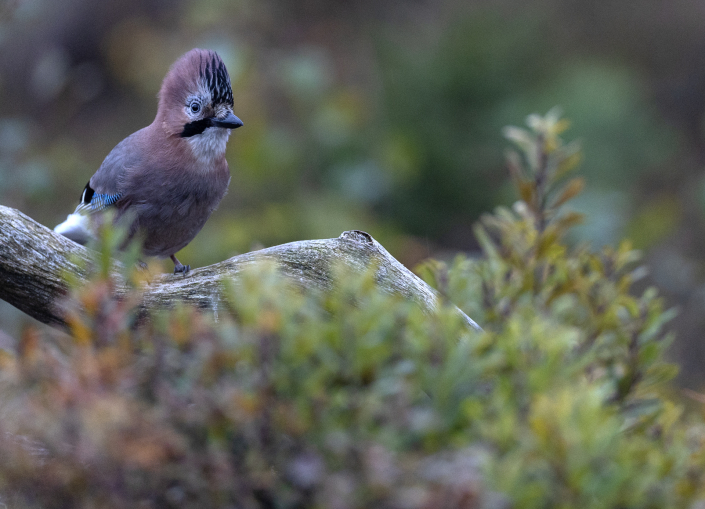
54, 211, 92, 245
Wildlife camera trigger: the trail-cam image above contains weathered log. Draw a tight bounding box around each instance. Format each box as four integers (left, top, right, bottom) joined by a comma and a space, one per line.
0, 204, 482, 332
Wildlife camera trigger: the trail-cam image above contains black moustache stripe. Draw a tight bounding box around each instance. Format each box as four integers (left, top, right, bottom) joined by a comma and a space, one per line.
180, 118, 214, 138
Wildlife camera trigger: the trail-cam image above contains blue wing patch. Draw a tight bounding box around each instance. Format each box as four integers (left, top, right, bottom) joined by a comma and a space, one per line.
77, 182, 121, 213
89, 192, 122, 211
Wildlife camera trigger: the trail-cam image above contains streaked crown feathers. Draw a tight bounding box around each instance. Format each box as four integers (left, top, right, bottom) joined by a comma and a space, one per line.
158, 49, 234, 116
199, 53, 233, 107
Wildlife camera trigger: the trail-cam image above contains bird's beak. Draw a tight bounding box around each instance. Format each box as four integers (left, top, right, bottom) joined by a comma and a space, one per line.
211, 112, 243, 129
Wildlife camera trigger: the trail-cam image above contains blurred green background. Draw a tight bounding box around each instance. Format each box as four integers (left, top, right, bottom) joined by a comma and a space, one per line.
1, 0, 704, 385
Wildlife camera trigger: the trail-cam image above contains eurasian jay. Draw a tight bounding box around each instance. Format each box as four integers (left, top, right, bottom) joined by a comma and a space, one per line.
55, 48, 243, 274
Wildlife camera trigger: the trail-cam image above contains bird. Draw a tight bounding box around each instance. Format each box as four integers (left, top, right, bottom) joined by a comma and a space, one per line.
54, 48, 243, 275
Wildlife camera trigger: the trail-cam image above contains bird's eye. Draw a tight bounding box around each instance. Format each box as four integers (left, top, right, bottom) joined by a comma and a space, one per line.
189, 101, 201, 114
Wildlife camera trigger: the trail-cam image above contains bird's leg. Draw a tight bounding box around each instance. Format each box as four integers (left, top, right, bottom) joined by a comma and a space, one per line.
170, 254, 191, 275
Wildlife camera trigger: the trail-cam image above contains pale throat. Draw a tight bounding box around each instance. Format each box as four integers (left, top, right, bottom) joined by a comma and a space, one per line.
187, 127, 231, 166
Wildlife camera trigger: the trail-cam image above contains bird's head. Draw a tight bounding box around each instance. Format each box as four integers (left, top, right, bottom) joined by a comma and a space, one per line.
157, 49, 243, 160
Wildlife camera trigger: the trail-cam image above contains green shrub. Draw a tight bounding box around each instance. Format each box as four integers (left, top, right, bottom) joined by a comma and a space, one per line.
0, 110, 703, 508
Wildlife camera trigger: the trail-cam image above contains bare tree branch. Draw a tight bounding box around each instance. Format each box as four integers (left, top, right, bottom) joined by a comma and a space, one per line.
0, 205, 481, 332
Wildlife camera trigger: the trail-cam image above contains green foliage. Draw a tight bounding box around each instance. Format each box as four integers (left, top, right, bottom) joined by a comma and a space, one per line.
420, 110, 697, 507
1, 112, 704, 508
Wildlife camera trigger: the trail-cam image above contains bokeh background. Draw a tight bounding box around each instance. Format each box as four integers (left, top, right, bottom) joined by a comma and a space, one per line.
1, 0, 704, 385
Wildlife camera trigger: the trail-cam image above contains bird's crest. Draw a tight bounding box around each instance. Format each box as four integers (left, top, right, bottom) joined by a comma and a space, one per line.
199, 53, 233, 107
158, 49, 234, 113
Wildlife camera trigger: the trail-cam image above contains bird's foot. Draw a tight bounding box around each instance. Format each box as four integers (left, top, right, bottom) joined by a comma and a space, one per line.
174, 263, 191, 275
170, 255, 190, 275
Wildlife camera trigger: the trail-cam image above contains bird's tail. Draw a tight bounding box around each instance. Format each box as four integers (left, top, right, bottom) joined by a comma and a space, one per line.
54, 211, 91, 245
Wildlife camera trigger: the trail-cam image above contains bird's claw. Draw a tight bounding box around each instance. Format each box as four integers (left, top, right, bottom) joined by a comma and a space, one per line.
170, 254, 190, 275
173, 263, 191, 275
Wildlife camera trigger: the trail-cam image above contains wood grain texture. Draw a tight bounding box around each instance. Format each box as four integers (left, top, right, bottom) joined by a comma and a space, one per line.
0, 205, 482, 332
